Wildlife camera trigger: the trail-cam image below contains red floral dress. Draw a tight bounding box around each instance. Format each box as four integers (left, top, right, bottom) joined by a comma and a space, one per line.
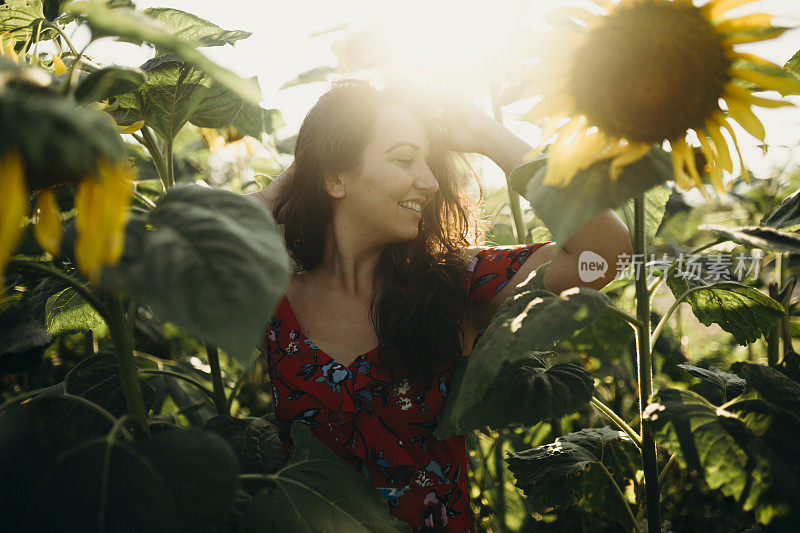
262, 243, 551, 531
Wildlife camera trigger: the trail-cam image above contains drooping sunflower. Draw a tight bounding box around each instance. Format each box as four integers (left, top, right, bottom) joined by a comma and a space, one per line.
519, 0, 800, 199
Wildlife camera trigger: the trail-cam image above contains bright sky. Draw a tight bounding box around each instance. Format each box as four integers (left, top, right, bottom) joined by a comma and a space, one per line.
81, 0, 800, 190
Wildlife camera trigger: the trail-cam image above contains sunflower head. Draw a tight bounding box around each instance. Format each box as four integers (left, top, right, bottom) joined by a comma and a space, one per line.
519, 0, 800, 199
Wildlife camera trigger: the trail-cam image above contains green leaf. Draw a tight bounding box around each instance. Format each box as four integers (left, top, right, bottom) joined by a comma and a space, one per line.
677, 363, 747, 401
506, 427, 638, 525
510, 147, 670, 249
77, 0, 260, 104
731, 47, 800, 96
0, 0, 44, 41
205, 415, 286, 474
74, 65, 146, 103
244, 423, 410, 532
699, 223, 800, 254
731, 362, 800, 413
27, 437, 180, 531
665, 269, 784, 345
232, 96, 284, 139
563, 307, 634, 361
0, 305, 51, 373
141, 7, 251, 51
101, 185, 290, 364
761, 187, 800, 229
644, 388, 800, 526
435, 275, 610, 438
137, 428, 240, 530
44, 287, 108, 336
786, 48, 800, 79
441, 353, 593, 434
280, 66, 337, 90
111, 55, 242, 140
615, 185, 670, 246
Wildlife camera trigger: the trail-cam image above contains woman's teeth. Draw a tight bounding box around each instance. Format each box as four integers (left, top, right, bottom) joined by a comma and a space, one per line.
398, 200, 421, 213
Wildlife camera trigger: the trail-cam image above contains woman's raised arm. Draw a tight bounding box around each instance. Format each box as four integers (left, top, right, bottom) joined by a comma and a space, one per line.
245, 161, 294, 222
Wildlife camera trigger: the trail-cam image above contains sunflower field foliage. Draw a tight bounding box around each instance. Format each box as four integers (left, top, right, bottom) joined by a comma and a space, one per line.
1, 0, 800, 531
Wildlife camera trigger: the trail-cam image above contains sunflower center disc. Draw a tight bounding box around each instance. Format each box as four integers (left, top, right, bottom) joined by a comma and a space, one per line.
571, 1, 730, 143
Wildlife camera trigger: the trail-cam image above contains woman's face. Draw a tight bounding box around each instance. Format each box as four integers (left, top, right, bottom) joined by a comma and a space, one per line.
331, 103, 440, 245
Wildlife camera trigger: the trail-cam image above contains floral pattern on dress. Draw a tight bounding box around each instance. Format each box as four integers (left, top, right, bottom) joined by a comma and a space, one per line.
262, 243, 550, 532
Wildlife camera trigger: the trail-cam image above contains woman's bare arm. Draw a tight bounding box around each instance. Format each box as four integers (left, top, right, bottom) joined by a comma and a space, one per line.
245, 162, 294, 220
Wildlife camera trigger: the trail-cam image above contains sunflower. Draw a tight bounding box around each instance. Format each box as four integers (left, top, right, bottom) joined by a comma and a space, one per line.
0, 152, 135, 293
519, 0, 800, 199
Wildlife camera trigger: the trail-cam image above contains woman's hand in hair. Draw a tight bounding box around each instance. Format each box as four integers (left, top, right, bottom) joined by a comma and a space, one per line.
245, 161, 294, 222
433, 87, 498, 155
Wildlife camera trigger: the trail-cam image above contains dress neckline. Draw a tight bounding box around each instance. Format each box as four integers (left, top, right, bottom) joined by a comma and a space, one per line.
278, 295, 379, 369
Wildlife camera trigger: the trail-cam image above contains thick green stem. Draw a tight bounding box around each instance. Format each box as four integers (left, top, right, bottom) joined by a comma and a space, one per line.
165, 136, 175, 189
598, 461, 641, 533
139, 127, 170, 192
107, 294, 150, 440
491, 93, 527, 244
205, 343, 230, 416
633, 194, 661, 532
590, 397, 642, 449
607, 305, 644, 331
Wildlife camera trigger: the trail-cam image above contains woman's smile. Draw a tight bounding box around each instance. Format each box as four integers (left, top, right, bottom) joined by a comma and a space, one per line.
398, 199, 422, 214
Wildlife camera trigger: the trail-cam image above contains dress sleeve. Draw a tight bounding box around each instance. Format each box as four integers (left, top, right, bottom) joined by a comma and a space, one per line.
462, 242, 553, 306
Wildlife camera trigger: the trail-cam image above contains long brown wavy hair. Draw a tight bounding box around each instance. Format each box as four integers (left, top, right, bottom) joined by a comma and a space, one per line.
273, 79, 485, 387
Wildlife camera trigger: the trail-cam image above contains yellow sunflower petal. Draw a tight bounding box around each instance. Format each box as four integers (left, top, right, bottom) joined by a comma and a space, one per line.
725, 51, 779, 68
714, 111, 751, 183
117, 120, 145, 135
674, 138, 712, 200
51, 54, 67, 76
589, 0, 615, 11
543, 7, 598, 27
75, 176, 105, 284
721, 26, 787, 47
704, 119, 734, 173
729, 67, 800, 95
609, 143, 650, 181
0, 151, 28, 295
714, 13, 772, 34
725, 97, 766, 141
724, 83, 794, 108
668, 141, 692, 190
696, 131, 728, 196
33, 188, 62, 257
703, 0, 759, 20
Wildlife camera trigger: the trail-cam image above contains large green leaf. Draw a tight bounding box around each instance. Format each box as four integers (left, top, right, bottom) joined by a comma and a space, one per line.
111, 54, 243, 140
141, 7, 251, 51
437, 353, 593, 436
205, 415, 286, 474
137, 427, 240, 531
436, 270, 611, 438
74, 65, 146, 103
44, 286, 108, 336
509, 147, 670, 249
761, 187, 800, 229
232, 95, 284, 139
26, 437, 180, 531
677, 363, 747, 401
699, 224, 800, 254
615, 185, 670, 246
0, 0, 43, 40
665, 268, 784, 345
562, 307, 634, 361
101, 185, 290, 364
506, 427, 638, 526
244, 423, 410, 532
730, 362, 800, 413
644, 388, 800, 526
76, 0, 260, 104
0, 305, 51, 374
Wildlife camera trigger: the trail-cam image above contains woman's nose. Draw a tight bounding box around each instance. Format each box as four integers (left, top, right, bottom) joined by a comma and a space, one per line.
416, 163, 439, 194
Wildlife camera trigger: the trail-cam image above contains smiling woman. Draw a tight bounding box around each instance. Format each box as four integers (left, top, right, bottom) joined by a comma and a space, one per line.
250, 79, 630, 530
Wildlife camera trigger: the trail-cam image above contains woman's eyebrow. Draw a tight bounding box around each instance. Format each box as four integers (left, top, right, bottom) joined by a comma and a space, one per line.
385, 141, 422, 153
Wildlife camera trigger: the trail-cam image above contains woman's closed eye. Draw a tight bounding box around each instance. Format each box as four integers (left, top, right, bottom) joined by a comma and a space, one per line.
395, 157, 414, 168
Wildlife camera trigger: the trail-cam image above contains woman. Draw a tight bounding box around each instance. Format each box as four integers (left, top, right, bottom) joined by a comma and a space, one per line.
250, 79, 632, 531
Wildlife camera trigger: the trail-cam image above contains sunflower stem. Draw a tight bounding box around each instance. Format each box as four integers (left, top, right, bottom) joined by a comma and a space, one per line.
598, 460, 641, 533
165, 136, 175, 189
633, 193, 661, 532
139, 127, 169, 193
490, 90, 528, 244
204, 342, 230, 416
107, 293, 150, 441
